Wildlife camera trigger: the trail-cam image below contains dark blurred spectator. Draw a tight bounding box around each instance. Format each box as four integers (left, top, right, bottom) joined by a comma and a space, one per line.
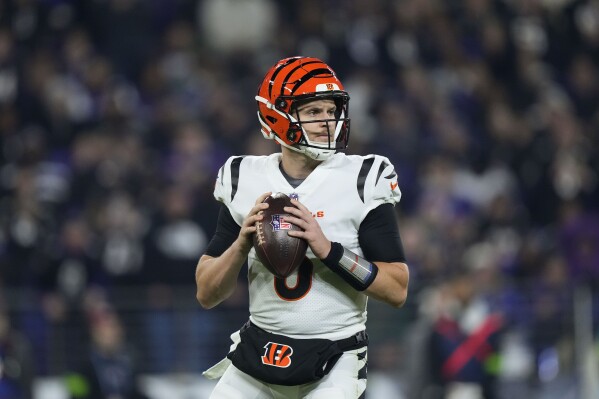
83, 0, 156, 81
96, 192, 146, 287
141, 183, 216, 373
408, 269, 504, 399
34, 217, 105, 374
559, 204, 599, 285
1, 162, 56, 288
65, 305, 148, 399
565, 53, 599, 121
198, 0, 276, 56
527, 255, 575, 385
0, 28, 17, 108
144, 184, 206, 285
36, 216, 102, 305
0, 310, 34, 399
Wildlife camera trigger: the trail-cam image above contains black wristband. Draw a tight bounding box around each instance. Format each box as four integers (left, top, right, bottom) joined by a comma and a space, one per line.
320, 242, 378, 291
322, 242, 344, 269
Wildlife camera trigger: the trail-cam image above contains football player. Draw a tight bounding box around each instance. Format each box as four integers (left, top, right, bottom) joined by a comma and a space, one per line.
195, 56, 409, 399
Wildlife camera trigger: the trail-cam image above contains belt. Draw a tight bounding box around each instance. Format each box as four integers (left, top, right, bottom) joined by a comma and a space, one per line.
243, 320, 368, 351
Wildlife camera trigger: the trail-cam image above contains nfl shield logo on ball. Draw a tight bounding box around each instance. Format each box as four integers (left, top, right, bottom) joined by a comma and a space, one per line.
270, 215, 291, 231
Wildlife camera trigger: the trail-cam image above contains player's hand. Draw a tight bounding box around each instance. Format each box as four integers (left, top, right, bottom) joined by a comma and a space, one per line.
236, 192, 271, 253
284, 199, 331, 259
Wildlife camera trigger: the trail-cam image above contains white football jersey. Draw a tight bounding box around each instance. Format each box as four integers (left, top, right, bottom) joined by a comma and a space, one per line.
214, 152, 401, 340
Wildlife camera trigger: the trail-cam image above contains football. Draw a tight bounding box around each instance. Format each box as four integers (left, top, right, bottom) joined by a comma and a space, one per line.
253, 193, 308, 278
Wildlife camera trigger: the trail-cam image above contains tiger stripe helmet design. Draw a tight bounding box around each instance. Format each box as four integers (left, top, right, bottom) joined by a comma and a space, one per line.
256, 56, 350, 161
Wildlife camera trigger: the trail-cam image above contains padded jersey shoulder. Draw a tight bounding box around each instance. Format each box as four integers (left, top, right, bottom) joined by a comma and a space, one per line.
214, 154, 277, 205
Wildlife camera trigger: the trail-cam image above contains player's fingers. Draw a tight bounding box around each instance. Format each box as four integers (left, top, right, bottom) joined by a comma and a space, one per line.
288, 230, 325, 253
249, 202, 269, 217
287, 230, 304, 239
246, 193, 271, 218
283, 215, 308, 229
254, 192, 272, 205
239, 222, 257, 242
283, 206, 305, 219
290, 198, 311, 214
242, 214, 262, 232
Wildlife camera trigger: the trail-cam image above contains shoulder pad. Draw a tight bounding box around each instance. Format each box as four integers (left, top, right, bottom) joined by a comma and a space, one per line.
357, 155, 401, 207
214, 156, 245, 205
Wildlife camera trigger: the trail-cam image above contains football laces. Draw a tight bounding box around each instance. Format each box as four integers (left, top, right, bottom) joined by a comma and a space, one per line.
255, 218, 265, 246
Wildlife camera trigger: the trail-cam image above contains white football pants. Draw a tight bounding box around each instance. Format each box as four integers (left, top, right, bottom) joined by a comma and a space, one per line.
208, 348, 367, 399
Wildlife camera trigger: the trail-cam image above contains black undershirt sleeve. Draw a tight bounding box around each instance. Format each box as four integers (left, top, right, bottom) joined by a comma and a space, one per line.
204, 204, 240, 257
358, 203, 406, 263
204, 202, 406, 263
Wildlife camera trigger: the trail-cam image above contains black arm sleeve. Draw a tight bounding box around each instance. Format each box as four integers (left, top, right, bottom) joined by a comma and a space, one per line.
358, 203, 406, 263
204, 204, 241, 257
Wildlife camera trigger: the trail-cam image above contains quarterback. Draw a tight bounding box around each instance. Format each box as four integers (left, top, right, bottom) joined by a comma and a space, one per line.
195, 56, 409, 399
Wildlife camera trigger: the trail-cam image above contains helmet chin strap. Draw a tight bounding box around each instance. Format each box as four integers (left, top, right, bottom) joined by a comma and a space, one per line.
273, 135, 335, 161
303, 146, 335, 161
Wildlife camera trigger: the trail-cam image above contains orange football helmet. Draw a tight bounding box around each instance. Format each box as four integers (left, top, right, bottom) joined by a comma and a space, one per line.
255, 56, 350, 160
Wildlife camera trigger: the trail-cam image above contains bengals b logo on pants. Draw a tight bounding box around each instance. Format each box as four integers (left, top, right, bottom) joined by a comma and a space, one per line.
261, 342, 293, 368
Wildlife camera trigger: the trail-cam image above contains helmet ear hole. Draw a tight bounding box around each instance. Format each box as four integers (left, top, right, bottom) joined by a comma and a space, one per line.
275, 98, 287, 110
287, 125, 301, 143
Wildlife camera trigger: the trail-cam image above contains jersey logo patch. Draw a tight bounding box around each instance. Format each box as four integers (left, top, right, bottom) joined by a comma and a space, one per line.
262, 342, 293, 368
270, 215, 291, 231
390, 181, 398, 191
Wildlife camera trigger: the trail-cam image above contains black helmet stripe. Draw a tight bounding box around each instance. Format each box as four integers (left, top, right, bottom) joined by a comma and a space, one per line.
279, 60, 321, 96
289, 68, 334, 95
268, 57, 301, 98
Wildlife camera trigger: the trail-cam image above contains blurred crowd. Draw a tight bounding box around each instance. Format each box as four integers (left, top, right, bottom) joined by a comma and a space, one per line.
1, 0, 599, 398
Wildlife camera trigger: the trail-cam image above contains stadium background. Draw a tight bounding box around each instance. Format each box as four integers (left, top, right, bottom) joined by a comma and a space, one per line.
1, 0, 598, 398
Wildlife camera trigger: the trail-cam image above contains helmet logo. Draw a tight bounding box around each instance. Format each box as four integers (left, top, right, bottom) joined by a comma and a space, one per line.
316, 83, 339, 92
